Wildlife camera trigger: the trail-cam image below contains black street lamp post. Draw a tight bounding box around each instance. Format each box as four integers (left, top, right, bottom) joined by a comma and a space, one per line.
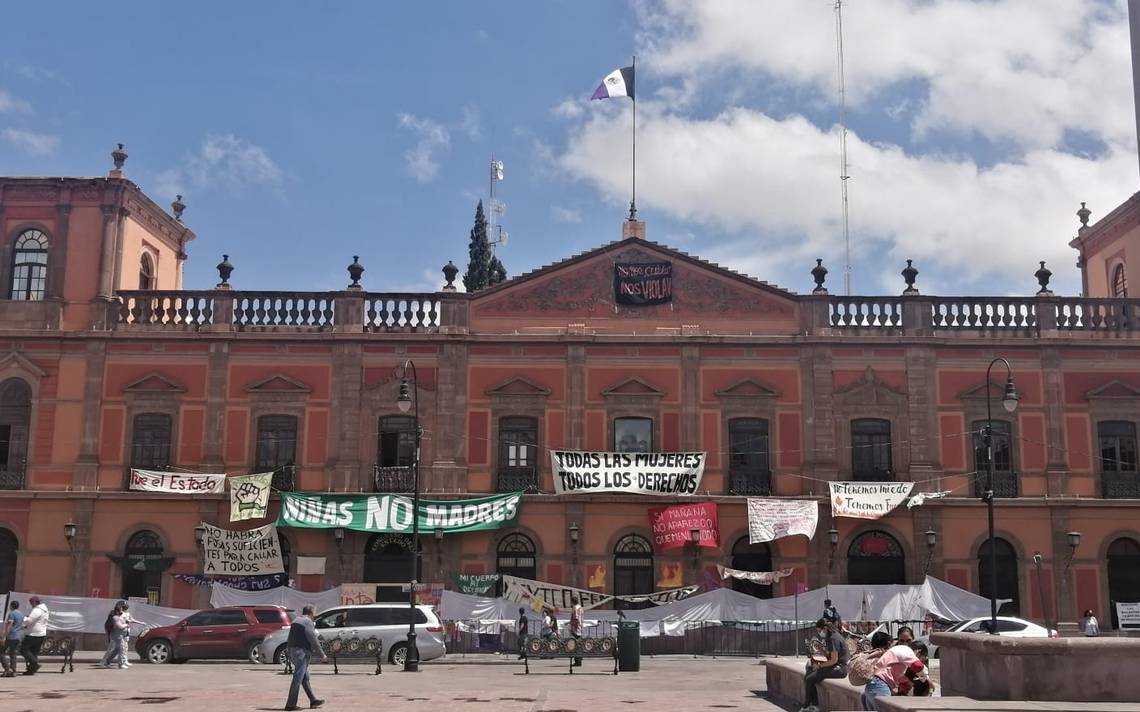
396, 359, 422, 671
982, 357, 1019, 635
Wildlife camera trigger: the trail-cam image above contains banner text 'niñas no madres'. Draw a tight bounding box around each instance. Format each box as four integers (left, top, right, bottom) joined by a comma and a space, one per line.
277, 491, 523, 534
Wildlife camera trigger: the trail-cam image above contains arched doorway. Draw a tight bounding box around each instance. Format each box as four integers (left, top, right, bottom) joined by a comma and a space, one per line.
121, 530, 165, 602
364, 534, 416, 602
0, 528, 17, 593
978, 538, 1019, 615
496, 533, 536, 596
614, 534, 654, 611
0, 378, 31, 489
730, 537, 774, 599
1108, 537, 1140, 629
847, 530, 906, 586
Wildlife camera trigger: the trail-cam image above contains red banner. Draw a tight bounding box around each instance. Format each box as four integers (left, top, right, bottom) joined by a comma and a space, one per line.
649, 502, 720, 551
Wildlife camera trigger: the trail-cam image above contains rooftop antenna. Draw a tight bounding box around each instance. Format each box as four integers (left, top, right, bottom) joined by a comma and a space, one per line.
835, 0, 852, 295
488, 156, 509, 250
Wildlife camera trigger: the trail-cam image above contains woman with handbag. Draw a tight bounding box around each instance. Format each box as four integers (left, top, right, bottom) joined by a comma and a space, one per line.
861, 635, 918, 710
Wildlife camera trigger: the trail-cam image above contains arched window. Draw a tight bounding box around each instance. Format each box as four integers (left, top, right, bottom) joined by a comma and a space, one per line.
851, 418, 893, 481
978, 538, 1019, 615
496, 533, 537, 595
9, 230, 49, 301
0, 378, 30, 490
1112, 264, 1128, 298
122, 530, 164, 602
130, 413, 172, 469
847, 530, 905, 586
0, 528, 17, 594
1108, 537, 1140, 629
614, 534, 654, 610
139, 253, 155, 290
363, 534, 417, 601
498, 417, 538, 492
730, 537, 773, 599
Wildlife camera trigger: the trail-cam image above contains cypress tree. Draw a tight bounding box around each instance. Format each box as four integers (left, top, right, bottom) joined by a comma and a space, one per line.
463, 200, 508, 291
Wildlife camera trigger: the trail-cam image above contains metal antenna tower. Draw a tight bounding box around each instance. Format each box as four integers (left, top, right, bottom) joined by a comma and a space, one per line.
835, 0, 852, 295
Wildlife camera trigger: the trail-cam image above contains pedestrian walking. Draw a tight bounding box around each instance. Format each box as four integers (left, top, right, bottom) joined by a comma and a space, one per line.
20, 596, 48, 675
283, 604, 326, 711
98, 601, 124, 668
569, 596, 584, 667
0, 601, 24, 676
115, 603, 132, 668
516, 607, 528, 660
1081, 609, 1100, 637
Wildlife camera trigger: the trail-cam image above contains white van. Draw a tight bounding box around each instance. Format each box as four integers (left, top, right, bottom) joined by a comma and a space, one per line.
258, 604, 446, 667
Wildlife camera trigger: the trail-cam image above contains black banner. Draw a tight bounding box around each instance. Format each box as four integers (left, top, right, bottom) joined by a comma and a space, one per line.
614, 261, 673, 306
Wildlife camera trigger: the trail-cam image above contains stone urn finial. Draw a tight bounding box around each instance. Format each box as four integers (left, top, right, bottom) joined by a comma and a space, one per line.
901, 259, 919, 295
347, 256, 365, 290
1035, 260, 1053, 296
110, 143, 128, 177
216, 254, 234, 289
811, 258, 829, 295
171, 194, 186, 221
442, 260, 459, 292
1077, 201, 1091, 230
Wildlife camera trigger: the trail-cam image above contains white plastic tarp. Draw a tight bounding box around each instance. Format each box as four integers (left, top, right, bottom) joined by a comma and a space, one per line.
6, 592, 196, 635
208, 582, 342, 613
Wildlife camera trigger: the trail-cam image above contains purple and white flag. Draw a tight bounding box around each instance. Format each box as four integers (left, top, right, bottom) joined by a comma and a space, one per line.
592, 66, 635, 100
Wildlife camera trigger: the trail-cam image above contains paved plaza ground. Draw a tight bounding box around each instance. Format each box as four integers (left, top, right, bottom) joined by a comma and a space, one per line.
0, 652, 791, 712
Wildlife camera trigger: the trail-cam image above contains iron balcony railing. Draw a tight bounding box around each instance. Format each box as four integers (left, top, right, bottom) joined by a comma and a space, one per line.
0, 466, 25, 490
1102, 471, 1140, 499
496, 468, 540, 493
974, 471, 1019, 498
374, 465, 415, 493
728, 471, 771, 496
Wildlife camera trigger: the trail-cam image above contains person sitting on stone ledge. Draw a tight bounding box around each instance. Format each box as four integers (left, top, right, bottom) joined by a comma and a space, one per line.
801, 617, 848, 712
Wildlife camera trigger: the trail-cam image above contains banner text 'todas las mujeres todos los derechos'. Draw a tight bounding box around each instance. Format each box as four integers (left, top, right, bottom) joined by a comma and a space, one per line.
550, 451, 706, 495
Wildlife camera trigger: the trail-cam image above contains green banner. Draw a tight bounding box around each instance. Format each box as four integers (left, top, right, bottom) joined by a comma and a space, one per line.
453, 573, 500, 595
278, 491, 523, 534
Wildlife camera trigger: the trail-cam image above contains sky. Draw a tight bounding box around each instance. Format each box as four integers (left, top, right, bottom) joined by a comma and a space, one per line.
0, 0, 1136, 297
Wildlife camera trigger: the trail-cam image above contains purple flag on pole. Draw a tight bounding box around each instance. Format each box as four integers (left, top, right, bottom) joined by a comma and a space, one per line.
592, 66, 635, 100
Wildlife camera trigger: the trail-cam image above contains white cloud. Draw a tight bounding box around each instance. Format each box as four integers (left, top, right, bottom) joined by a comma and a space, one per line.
0, 89, 31, 114
551, 98, 585, 119
641, 0, 1133, 151
552, 205, 583, 224
559, 103, 1134, 292
398, 113, 451, 183
459, 104, 481, 139
154, 134, 284, 199
1, 128, 59, 155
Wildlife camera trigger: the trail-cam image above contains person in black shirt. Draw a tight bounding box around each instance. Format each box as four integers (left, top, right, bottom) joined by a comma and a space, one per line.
517, 607, 528, 660
801, 618, 848, 712
284, 605, 327, 711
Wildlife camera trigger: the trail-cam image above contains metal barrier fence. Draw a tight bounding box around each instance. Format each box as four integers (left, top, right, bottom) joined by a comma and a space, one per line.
442, 619, 933, 658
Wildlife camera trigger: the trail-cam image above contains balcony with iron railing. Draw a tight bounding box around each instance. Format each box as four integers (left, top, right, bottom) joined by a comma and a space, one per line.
728, 469, 771, 496
974, 471, 1020, 498
0, 464, 25, 490
374, 465, 415, 493
496, 467, 540, 493
1102, 471, 1140, 499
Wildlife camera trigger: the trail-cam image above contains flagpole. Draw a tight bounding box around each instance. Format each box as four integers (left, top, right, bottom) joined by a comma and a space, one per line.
630, 54, 637, 221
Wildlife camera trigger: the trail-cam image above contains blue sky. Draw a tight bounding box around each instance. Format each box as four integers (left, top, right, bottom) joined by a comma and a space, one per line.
1, 1, 1136, 297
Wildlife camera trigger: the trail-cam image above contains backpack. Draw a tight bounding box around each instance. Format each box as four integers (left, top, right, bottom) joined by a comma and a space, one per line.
847, 649, 883, 686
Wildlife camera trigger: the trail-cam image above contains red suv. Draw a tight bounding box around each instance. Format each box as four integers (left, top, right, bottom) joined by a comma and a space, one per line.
136, 606, 293, 664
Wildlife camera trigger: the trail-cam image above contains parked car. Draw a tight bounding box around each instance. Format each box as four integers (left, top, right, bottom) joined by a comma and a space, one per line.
258, 604, 446, 667
136, 606, 293, 664
919, 616, 1049, 658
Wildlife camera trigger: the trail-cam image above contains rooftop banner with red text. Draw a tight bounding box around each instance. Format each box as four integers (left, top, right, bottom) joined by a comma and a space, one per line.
649, 502, 720, 551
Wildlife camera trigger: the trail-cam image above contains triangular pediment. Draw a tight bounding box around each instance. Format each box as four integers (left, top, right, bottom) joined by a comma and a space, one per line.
486, 376, 551, 397
715, 378, 780, 399
0, 351, 46, 379
959, 379, 1005, 401
1086, 380, 1140, 400
245, 374, 311, 394
124, 372, 185, 393
602, 376, 665, 398
835, 366, 906, 406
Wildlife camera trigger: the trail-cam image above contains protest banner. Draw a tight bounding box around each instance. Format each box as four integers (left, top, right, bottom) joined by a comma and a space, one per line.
614, 261, 673, 306
130, 469, 224, 494
340, 583, 377, 606
1117, 601, 1140, 630
501, 574, 697, 610
229, 472, 273, 521
278, 491, 522, 534
550, 450, 706, 495
718, 565, 794, 585
746, 498, 818, 544
201, 522, 284, 575
649, 502, 719, 551
587, 564, 606, 590
173, 573, 287, 591
830, 482, 915, 519
453, 573, 500, 596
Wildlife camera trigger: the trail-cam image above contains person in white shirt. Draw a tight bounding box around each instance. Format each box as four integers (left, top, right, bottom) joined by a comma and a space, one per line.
115, 603, 132, 669
1081, 609, 1100, 637
20, 596, 49, 675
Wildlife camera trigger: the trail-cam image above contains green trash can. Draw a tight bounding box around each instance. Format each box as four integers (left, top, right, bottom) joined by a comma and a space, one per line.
617, 620, 640, 672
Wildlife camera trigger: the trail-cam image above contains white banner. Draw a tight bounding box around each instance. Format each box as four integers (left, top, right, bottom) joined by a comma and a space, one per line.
208, 582, 342, 613
830, 482, 915, 519
296, 556, 326, 576
550, 450, 706, 495
746, 498, 818, 544
229, 472, 273, 521
1117, 601, 1140, 630
130, 469, 225, 494
201, 522, 284, 575
907, 490, 951, 509
501, 574, 697, 611
718, 565, 794, 585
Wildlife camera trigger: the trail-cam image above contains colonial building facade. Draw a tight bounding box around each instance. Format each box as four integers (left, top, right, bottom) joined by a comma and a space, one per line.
1, 155, 1139, 628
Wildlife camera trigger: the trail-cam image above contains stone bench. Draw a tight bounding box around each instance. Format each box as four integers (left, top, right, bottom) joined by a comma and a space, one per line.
872, 699, 1140, 711
764, 657, 865, 712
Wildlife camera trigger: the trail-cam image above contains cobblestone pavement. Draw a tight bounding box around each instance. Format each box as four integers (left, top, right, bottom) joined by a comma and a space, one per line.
0, 653, 788, 712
